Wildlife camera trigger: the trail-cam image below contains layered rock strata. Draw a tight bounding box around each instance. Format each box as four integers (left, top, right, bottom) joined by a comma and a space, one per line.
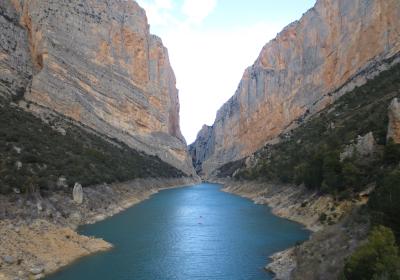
0, 0, 195, 175
191, 0, 400, 175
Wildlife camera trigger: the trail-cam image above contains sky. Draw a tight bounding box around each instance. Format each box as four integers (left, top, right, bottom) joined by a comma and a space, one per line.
136, 0, 316, 144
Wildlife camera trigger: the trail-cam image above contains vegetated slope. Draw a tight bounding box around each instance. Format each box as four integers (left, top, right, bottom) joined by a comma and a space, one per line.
217, 62, 400, 279
0, 100, 184, 195
220, 62, 400, 195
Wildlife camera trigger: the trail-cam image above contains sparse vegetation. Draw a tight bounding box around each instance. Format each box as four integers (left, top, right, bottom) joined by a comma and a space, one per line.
0, 103, 184, 194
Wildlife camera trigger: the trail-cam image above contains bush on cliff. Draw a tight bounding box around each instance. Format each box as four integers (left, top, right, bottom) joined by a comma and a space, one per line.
0, 104, 184, 194
369, 169, 400, 241
343, 226, 400, 280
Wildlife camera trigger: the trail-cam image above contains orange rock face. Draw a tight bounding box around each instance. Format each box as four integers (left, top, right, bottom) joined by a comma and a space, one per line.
192, 0, 400, 175
3, 0, 194, 175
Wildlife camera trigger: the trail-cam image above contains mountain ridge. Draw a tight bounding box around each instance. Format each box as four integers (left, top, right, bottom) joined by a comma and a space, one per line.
190, 0, 400, 176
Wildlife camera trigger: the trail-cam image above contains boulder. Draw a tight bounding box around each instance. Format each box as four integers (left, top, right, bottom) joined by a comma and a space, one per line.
55, 127, 67, 136
15, 161, 22, 170
69, 211, 82, 225
56, 177, 68, 189
73, 183, 83, 204
387, 98, 400, 143
29, 267, 44, 275
3, 255, 15, 264
340, 132, 376, 161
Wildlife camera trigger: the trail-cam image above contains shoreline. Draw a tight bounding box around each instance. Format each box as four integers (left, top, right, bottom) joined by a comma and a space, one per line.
213, 178, 367, 280
0, 176, 200, 280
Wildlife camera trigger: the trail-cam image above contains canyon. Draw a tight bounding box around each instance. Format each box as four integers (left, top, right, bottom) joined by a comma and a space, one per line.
190, 0, 400, 176
1, 0, 400, 279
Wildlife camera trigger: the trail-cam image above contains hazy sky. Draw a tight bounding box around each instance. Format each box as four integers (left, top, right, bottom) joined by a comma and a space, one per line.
136, 0, 316, 144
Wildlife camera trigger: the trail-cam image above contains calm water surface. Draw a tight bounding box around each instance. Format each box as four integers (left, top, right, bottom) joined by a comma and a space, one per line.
46, 183, 309, 280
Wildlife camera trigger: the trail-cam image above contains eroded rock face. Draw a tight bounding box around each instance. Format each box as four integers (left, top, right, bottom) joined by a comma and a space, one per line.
193, 0, 400, 175
387, 98, 400, 143
0, 1, 33, 102
0, 0, 194, 175
340, 132, 376, 161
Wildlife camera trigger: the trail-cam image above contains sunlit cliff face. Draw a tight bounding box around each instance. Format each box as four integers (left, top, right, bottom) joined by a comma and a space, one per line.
5, 0, 195, 175
191, 0, 400, 175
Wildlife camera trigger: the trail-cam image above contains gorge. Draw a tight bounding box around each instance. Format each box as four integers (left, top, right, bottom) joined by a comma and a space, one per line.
1, 0, 400, 279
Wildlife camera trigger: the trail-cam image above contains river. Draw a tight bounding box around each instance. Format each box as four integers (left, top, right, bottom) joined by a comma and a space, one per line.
46, 183, 309, 280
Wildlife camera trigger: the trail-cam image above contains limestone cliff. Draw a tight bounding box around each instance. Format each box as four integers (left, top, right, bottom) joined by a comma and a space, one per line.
191, 0, 400, 175
188, 125, 214, 173
0, 0, 195, 175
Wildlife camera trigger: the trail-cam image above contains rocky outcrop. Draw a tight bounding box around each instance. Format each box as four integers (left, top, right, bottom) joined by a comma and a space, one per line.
387, 98, 400, 143
192, 0, 400, 175
340, 132, 376, 161
0, 0, 195, 175
188, 125, 215, 174
72, 183, 83, 204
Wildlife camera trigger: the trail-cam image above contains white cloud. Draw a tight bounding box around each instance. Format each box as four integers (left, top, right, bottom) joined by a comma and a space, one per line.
138, 0, 175, 26
154, 0, 172, 10
136, 0, 284, 143
181, 0, 217, 24
165, 23, 282, 144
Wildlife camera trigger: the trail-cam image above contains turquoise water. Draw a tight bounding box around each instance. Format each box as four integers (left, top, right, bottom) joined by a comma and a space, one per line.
46, 183, 309, 280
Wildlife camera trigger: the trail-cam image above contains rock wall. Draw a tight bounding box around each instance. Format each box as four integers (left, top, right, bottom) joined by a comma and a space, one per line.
188, 125, 215, 173
0, 1, 32, 102
191, 0, 400, 175
0, 0, 195, 175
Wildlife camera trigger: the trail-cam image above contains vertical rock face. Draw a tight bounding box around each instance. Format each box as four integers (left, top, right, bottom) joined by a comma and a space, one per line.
388, 98, 400, 143
192, 0, 400, 175
188, 125, 215, 174
0, 0, 195, 175
0, 1, 32, 102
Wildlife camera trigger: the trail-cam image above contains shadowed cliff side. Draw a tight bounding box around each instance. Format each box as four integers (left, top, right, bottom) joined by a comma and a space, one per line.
190, 0, 400, 176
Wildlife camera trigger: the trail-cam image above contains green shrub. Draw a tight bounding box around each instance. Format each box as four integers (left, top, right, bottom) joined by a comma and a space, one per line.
369, 169, 400, 240
319, 213, 327, 223
0, 104, 184, 194
343, 226, 400, 280
384, 139, 400, 165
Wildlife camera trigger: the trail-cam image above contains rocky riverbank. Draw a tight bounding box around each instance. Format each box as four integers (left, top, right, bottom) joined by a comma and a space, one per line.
0, 177, 200, 280
215, 178, 370, 280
